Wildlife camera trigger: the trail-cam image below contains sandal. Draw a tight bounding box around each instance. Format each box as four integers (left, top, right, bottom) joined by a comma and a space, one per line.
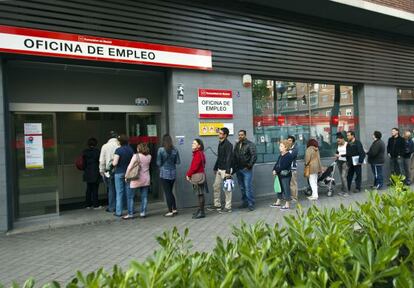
280, 206, 290, 210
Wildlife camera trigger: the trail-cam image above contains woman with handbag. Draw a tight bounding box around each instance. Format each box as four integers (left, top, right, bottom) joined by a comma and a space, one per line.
271, 140, 294, 210
186, 139, 207, 219
157, 134, 181, 217
124, 142, 152, 219
305, 139, 323, 201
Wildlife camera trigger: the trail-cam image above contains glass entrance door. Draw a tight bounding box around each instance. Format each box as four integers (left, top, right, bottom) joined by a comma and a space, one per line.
13, 113, 58, 218
127, 113, 162, 200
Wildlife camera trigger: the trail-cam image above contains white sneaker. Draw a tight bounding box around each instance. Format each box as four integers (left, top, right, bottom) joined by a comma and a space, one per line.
307, 196, 318, 201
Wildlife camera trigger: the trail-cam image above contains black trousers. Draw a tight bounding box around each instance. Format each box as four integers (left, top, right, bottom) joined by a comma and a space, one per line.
161, 178, 176, 212
347, 165, 362, 191
86, 182, 100, 207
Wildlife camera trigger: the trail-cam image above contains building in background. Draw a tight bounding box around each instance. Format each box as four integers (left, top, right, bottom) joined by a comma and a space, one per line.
0, 0, 414, 231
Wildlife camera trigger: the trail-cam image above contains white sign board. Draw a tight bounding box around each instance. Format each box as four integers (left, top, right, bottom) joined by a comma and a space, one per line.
24, 123, 44, 169
0, 25, 212, 70
198, 89, 233, 119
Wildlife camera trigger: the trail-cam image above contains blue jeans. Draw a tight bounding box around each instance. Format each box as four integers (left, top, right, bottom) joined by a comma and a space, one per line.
371, 164, 384, 188
236, 168, 254, 208
103, 175, 116, 212
135, 186, 149, 215
277, 175, 292, 201
126, 184, 136, 216
114, 173, 130, 216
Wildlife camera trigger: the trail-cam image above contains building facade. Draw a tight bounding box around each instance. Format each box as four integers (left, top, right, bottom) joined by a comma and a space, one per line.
1, 0, 414, 231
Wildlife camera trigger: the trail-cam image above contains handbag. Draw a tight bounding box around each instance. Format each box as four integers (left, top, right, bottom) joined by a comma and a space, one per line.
190, 172, 206, 185
125, 154, 141, 180
304, 165, 310, 178
274, 176, 281, 193
280, 169, 291, 177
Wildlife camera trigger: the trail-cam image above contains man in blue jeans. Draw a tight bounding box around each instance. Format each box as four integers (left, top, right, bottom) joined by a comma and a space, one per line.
233, 130, 257, 211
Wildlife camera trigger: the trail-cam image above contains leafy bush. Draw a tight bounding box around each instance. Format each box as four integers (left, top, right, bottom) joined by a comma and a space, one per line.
5, 176, 414, 287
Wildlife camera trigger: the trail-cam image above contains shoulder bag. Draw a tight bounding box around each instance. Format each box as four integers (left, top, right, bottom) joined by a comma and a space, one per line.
190, 151, 206, 185
125, 154, 141, 181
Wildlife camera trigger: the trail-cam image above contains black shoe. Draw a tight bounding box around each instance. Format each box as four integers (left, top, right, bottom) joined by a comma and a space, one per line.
248, 206, 255, 212
192, 209, 200, 216
238, 203, 248, 209
192, 211, 205, 219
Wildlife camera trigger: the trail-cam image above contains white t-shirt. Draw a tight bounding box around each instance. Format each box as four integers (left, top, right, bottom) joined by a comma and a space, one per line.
337, 142, 347, 161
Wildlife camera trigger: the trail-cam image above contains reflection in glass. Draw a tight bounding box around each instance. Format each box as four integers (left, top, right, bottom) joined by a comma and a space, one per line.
253, 80, 356, 162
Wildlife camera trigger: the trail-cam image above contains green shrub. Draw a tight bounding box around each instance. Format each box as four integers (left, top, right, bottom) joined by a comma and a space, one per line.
5, 176, 414, 287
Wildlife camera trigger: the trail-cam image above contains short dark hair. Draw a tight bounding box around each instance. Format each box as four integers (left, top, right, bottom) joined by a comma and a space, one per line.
392, 127, 400, 133
118, 134, 129, 146
336, 132, 344, 139
374, 131, 382, 139
194, 138, 204, 151
287, 135, 296, 143
109, 130, 118, 139
347, 131, 355, 137
87, 137, 98, 147
220, 127, 229, 137
239, 130, 246, 136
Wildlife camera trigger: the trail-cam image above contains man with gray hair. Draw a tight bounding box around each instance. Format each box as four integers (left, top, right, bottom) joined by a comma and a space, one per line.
99, 131, 120, 213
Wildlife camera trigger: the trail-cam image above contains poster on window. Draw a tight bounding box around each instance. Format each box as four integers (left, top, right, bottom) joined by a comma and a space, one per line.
199, 122, 234, 136
24, 123, 44, 169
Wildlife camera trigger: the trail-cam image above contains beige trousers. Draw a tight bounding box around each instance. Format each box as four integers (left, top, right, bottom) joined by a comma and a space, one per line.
290, 170, 298, 200
213, 169, 232, 209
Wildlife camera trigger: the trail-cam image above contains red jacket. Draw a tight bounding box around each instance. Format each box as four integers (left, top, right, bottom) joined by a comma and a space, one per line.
186, 150, 206, 177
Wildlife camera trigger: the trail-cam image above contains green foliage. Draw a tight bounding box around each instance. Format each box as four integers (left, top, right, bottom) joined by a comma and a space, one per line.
6, 178, 414, 287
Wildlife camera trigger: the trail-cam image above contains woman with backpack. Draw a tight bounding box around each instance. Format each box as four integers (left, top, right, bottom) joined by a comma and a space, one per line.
186, 139, 207, 219
157, 134, 181, 217
82, 137, 101, 209
124, 142, 152, 219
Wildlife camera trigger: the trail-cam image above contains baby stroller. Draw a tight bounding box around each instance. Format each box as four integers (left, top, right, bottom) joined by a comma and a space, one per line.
304, 161, 337, 197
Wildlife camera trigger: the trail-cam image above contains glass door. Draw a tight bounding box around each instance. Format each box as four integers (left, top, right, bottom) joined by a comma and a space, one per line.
126, 113, 161, 200
13, 113, 58, 218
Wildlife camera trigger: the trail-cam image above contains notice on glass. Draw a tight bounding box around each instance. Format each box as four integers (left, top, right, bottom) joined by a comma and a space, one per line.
24, 123, 42, 135
24, 123, 44, 169
24, 135, 44, 169
147, 124, 157, 137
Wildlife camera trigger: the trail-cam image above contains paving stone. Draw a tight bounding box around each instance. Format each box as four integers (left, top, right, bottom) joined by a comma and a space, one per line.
0, 188, 384, 286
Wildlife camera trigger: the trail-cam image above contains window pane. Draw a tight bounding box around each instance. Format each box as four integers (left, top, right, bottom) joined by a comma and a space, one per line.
253, 80, 357, 163
397, 88, 414, 131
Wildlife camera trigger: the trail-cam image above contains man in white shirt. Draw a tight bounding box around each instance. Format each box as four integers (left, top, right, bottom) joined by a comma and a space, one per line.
99, 131, 120, 212
335, 133, 348, 196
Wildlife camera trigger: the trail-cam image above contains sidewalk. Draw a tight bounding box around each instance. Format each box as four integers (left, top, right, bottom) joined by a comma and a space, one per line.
0, 189, 373, 287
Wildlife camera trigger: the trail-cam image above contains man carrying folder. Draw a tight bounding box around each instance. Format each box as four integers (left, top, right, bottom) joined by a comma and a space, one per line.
346, 131, 366, 193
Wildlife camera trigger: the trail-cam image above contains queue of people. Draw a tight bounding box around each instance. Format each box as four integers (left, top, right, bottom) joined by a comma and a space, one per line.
79, 126, 414, 220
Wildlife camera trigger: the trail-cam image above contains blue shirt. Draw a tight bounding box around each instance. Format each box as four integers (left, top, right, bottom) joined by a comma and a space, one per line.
156, 147, 180, 180
114, 145, 134, 174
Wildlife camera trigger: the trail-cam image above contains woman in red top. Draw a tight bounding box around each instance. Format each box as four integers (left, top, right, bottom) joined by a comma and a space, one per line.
186, 138, 207, 219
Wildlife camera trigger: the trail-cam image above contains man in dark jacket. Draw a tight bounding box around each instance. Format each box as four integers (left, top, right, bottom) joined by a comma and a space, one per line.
346, 131, 365, 193
233, 130, 257, 211
367, 131, 385, 190
387, 127, 405, 176
208, 127, 233, 213
402, 130, 414, 185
